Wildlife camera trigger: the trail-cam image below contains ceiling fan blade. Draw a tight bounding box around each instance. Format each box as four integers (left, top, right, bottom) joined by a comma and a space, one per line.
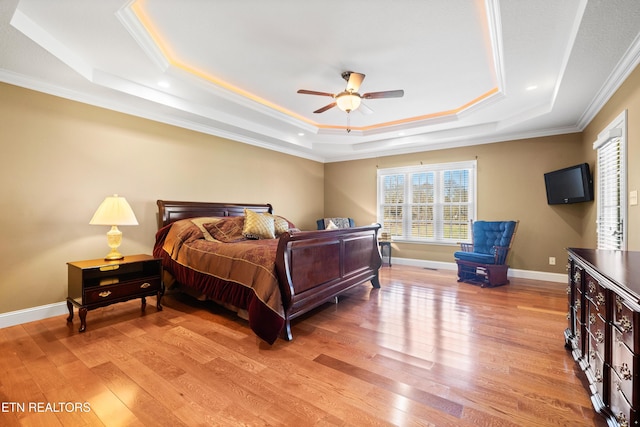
346, 72, 365, 92
362, 89, 404, 99
313, 102, 337, 113
297, 89, 335, 97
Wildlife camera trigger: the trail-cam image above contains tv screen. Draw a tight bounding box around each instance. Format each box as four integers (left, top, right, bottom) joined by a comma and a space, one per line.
544, 163, 594, 205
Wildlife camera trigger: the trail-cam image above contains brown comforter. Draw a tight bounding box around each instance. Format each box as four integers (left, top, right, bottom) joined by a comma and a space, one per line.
153, 218, 285, 344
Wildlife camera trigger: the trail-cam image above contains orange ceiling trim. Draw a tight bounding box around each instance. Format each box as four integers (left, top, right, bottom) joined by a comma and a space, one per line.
131, 1, 498, 133
316, 87, 500, 131
131, 1, 316, 127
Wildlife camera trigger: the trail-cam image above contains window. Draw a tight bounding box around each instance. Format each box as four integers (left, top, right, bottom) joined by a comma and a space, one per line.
377, 161, 477, 244
594, 110, 627, 250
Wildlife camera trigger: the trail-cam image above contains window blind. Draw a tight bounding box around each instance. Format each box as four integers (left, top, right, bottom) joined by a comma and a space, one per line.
377, 161, 476, 244
596, 135, 625, 250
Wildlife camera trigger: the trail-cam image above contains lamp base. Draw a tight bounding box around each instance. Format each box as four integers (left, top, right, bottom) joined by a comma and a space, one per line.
104, 248, 124, 261
104, 225, 124, 260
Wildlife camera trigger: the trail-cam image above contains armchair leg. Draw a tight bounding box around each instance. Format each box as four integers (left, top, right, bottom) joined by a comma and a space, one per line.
456, 262, 477, 282
483, 265, 509, 287
456, 260, 510, 287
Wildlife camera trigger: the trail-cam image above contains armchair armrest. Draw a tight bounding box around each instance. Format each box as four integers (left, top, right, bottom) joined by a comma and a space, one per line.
492, 246, 510, 265
460, 243, 474, 252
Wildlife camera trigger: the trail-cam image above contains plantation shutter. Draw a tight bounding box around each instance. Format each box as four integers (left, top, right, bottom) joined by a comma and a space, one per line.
594, 117, 626, 250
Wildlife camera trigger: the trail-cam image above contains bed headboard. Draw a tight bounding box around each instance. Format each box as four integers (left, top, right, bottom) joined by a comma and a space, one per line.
157, 200, 273, 229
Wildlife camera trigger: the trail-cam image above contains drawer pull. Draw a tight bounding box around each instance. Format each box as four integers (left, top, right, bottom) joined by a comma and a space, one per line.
595, 368, 602, 383
98, 291, 112, 298
596, 293, 605, 307
99, 265, 119, 272
615, 379, 622, 391
575, 299, 581, 309
617, 412, 628, 427
589, 314, 596, 325
616, 295, 623, 313
595, 330, 604, 343
566, 286, 570, 295
566, 312, 571, 320
588, 280, 596, 294
619, 363, 632, 381
140, 282, 151, 289
573, 271, 581, 284
619, 315, 632, 334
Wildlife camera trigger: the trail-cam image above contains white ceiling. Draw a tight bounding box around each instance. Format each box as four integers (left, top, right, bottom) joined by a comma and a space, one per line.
2, 0, 640, 162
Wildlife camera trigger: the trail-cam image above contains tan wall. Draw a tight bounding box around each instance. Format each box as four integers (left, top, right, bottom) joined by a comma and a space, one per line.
582, 63, 640, 250
2, 61, 638, 315
325, 134, 588, 273
0, 83, 324, 314
324, 65, 640, 274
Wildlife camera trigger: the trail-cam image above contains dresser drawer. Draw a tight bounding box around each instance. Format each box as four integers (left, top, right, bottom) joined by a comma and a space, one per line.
587, 343, 605, 397
609, 368, 638, 427
84, 277, 161, 304
585, 273, 606, 314
614, 295, 639, 353
612, 327, 638, 407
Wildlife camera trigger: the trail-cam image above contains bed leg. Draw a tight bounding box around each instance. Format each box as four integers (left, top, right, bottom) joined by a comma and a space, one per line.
283, 320, 293, 341
371, 273, 381, 289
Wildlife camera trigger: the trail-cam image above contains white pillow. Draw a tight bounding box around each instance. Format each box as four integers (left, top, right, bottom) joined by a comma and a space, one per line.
326, 220, 339, 230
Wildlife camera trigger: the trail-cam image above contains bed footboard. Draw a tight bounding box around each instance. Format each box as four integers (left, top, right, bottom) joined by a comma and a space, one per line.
275, 224, 382, 340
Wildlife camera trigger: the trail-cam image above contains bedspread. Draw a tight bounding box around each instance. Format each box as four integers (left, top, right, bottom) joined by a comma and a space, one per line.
153, 218, 284, 343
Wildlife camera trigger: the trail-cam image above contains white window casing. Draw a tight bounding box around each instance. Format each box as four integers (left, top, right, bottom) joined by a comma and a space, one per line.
377, 161, 477, 244
593, 110, 627, 250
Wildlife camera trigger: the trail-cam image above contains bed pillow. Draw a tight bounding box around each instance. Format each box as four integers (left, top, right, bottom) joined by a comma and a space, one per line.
203, 216, 245, 243
267, 214, 295, 236
326, 220, 339, 230
190, 217, 223, 241
243, 209, 276, 239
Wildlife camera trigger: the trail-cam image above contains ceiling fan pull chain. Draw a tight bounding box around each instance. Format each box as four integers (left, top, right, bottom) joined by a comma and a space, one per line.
346, 113, 351, 133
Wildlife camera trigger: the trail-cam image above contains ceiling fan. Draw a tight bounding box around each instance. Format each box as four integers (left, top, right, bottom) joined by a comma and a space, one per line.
297, 71, 404, 114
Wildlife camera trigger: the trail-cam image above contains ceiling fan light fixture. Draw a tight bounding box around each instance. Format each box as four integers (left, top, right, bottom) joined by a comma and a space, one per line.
335, 92, 361, 113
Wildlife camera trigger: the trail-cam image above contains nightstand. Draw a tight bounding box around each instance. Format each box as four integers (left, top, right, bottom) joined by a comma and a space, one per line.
66, 254, 163, 332
379, 240, 392, 266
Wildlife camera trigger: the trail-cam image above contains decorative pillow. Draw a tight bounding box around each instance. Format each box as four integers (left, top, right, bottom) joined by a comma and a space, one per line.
267, 214, 293, 236
204, 216, 245, 243
190, 217, 223, 241
243, 209, 275, 239
326, 220, 339, 230
324, 217, 351, 229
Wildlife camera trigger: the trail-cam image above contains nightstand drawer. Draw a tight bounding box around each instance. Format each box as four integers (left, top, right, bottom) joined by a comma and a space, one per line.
84, 277, 161, 304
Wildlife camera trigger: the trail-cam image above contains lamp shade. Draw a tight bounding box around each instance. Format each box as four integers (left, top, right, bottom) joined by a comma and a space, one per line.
89, 194, 138, 226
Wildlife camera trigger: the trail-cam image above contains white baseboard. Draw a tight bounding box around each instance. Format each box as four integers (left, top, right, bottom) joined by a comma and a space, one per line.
390, 257, 567, 283
0, 261, 567, 329
0, 301, 68, 329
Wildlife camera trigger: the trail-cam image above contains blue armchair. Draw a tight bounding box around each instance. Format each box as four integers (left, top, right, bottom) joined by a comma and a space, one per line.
454, 220, 518, 287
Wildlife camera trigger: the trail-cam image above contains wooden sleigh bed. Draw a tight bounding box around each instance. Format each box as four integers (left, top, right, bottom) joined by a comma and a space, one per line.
153, 200, 382, 343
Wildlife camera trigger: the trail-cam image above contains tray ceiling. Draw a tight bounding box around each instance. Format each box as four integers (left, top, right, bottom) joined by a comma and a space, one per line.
2, 0, 640, 162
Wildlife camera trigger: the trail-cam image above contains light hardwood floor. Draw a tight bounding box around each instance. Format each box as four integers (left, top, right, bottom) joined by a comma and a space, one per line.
0, 265, 607, 426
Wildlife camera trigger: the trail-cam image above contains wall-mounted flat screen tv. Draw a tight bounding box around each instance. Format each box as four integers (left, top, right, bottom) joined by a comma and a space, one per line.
544, 163, 594, 205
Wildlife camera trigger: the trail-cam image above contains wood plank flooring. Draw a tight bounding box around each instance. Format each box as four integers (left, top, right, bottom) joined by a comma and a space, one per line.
0, 265, 607, 426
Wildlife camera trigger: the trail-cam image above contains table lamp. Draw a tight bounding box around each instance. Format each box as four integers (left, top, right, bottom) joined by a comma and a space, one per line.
89, 194, 139, 260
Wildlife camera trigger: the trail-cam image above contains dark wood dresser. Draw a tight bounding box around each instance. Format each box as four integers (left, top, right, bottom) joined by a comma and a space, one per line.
566, 248, 640, 427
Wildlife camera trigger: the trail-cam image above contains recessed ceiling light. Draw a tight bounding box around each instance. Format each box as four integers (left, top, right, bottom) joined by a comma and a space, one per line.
298, 132, 305, 136
526, 85, 538, 91
158, 80, 170, 88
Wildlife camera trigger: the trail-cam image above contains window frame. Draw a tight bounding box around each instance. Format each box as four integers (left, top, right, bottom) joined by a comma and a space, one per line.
376, 160, 477, 245
593, 110, 627, 250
